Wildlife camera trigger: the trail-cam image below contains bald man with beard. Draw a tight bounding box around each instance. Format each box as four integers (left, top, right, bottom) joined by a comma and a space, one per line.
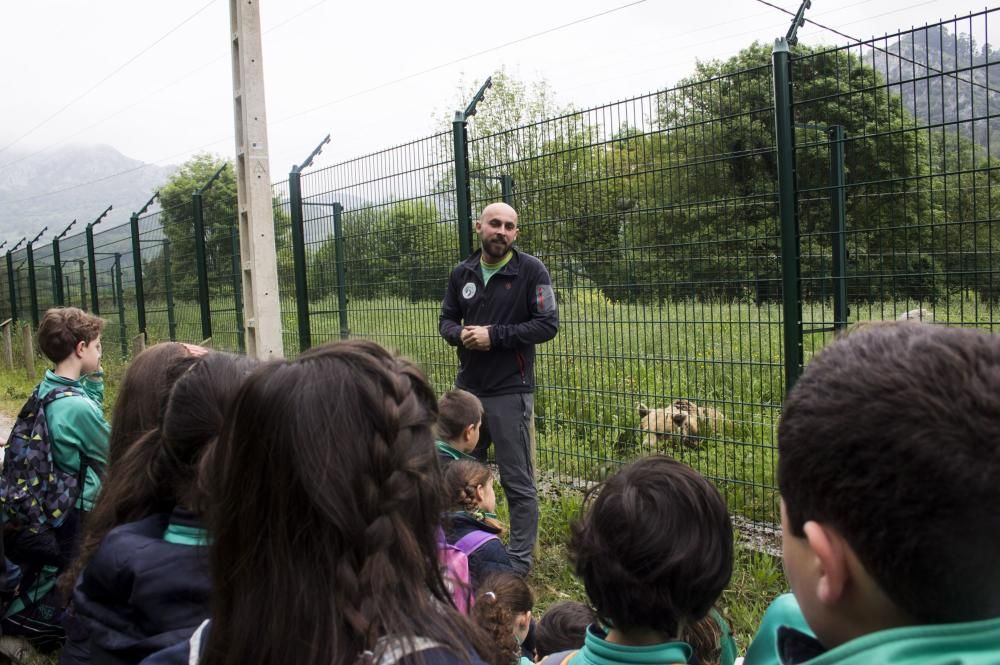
439, 202, 559, 574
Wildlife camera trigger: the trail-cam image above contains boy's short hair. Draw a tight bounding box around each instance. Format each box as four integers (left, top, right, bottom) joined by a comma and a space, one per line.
569, 456, 733, 636
435, 389, 484, 441
37, 307, 105, 363
534, 601, 596, 658
779, 323, 1000, 624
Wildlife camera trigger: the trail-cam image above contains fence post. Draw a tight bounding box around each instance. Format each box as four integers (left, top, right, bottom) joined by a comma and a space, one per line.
288, 166, 311, 352
452, 113, 473, 259
333, 203, 349, 339
85, 205, 112, 315
1, 319, 12, 368
828, 125, 848, 331
77, 260, 86, 309
452, 78, 492, 260
773, 37, 803, 393
86, 224, 100, 314
501, 175, 515, 206
231, 224, 245, 353
6, 250, 19, 322
51, 219, 76, 307
191, 190, 213, 342
164, 239, 177, 341
114, 253, 128, 357
26, 229, 46, 329
21, 322, 35, 380
52, 242, 63, 305
130, 213, 147, 340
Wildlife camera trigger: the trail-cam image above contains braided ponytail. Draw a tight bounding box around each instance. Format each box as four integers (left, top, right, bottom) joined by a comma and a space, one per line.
203, 340, 504, 665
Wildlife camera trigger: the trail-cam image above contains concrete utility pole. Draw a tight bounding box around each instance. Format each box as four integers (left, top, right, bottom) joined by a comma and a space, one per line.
229, 0, 284, 360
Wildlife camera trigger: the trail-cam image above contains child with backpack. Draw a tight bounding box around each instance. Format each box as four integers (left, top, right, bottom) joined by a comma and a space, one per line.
140, 340, 500, 665
443, 460, 514, 589
1, 307, 111, 652
65, 352, 253, 665
435, 389, 483, 466
472, 573, 534, 665
541, 455, 737, 665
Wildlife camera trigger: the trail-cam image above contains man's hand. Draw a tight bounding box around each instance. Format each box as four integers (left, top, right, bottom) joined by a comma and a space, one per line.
461, 325, 492, 351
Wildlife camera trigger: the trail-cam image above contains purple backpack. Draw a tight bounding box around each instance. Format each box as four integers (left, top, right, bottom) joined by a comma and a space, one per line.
437, 529, 499, 614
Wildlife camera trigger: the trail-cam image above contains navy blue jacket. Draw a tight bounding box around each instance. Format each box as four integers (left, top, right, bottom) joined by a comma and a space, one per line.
68, 510, 210, 665
140, 621, 491, 665
439, 248, 558, 397
444, 511, 513, 589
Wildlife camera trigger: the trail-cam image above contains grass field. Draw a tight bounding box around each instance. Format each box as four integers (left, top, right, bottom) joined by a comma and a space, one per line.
11, 290, 997, 528
4, 292, 996, 662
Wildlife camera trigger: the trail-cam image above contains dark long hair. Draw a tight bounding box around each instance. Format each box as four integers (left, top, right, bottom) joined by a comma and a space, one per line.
62, 351, 253, 598
61, 343, 197, 598
201, 340, 498, 665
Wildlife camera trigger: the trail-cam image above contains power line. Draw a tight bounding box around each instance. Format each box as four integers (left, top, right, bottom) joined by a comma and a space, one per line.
0, 0, 219, 160
752, 0, 1000, 97
2, 0, 649, 205
275, 0, 650, 125
0, 0, 332, 173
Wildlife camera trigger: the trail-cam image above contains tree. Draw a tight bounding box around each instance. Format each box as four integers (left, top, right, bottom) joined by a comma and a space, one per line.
156, 153, 239, 299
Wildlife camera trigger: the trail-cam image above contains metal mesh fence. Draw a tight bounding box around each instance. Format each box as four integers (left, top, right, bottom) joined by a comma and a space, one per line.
137, 206, 176, 345
295, 132, 459, 389
273, 179, 299, 355
89, 221, 138, 363
30, 243, 57, 323
4, 10, 998, 527
203, 200, 243, 353
58, 232, 92, 312
795, 9, 1000, 350
467, 68, 783, 522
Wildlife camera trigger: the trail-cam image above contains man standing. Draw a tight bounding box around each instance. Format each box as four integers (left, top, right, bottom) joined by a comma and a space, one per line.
439, 202, 558, 574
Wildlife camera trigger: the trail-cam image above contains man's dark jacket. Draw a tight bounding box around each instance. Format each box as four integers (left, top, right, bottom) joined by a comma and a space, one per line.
439, 248, 558, 396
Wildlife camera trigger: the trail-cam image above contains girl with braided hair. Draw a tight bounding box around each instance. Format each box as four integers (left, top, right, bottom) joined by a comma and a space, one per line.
442, 461, 515, 590
141, 340, 501, 665
471, 574, 534, 665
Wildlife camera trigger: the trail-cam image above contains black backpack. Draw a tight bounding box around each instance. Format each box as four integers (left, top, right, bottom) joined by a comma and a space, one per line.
1, 386, 90, 530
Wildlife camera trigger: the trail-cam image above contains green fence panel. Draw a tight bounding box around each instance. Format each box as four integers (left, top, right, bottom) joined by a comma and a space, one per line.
466, 68, 783, 524
793, 10, 1000, 348
295, 133, 458, 387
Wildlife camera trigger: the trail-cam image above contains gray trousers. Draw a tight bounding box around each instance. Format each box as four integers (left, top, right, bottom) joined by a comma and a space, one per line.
473, 392, 538, 574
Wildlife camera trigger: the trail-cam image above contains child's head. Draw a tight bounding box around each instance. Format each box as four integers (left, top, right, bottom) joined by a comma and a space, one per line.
202, 340, 494, 665
569, 455, 733, 642
157, 352, 257, 513
37, 307, 104, 368
444, 459, 497, 514
778, 323, 1000, 648
473, 573, 534, 664
533, 601, 596, 660
107, 342, 201, 464
436, 389, 483, 453
63, 349, 245, 600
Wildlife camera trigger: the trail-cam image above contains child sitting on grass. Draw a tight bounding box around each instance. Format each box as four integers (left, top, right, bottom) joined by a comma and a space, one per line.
546, 455, 737, 665
533, 602, 596, 661
435, 389, 483, 466
472, 573, 534, 665
443, 460, 514, 589
2, 307, 110, 653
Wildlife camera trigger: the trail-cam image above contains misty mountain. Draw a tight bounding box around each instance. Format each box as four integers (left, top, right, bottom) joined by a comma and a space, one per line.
0, 144, 175, 245
876, 24, 1000, 156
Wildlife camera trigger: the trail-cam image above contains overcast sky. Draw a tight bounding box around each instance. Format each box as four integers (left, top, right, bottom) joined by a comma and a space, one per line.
0, 0, 984, 186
